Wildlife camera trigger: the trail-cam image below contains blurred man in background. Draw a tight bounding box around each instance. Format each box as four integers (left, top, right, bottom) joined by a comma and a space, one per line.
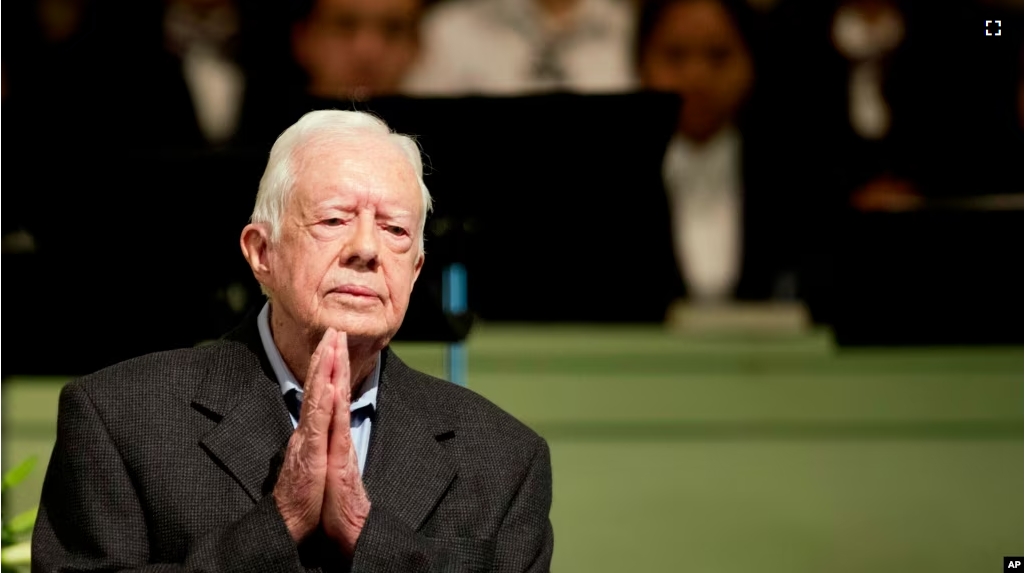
163, 0, 247, 146
292, 0, 424, 101
234, 0, 425, 150
771, 0, 1022, 210
824, 0, 922, 212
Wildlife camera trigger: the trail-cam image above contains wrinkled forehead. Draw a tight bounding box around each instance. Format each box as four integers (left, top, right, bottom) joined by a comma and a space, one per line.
288, 135, 422, 212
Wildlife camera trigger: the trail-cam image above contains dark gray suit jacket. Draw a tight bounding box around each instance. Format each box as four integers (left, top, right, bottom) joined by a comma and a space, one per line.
32, 316, 554, 572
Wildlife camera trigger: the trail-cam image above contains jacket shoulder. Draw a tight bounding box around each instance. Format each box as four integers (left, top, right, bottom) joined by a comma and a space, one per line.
64, 341, 256, 416
384, 351, 545, 453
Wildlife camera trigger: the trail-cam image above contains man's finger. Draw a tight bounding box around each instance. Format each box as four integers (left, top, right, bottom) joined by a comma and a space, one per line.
332, 331, 350, 409
276, 329, 336, 545
299, 328, 337, 441
301, 327, 334, 413
328, 332, 354, 463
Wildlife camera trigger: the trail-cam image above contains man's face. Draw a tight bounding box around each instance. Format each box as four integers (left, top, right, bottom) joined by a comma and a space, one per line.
265, 138, 424, 346
293, 0, 421, 101
639, 0, 753, 142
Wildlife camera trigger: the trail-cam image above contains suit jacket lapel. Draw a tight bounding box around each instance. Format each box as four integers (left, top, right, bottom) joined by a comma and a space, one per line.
192, 312, 294, 503
190, 312, 458, 531
362, 349, 457, 532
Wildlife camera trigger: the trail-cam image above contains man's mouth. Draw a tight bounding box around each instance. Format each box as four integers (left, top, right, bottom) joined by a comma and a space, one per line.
331, 285, 378, 298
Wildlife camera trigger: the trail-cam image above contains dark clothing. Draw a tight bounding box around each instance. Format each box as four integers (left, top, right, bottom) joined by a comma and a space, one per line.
32, 315, 554, 572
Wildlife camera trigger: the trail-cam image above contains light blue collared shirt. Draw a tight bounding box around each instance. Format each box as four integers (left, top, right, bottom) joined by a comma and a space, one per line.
257, 302, 379, 476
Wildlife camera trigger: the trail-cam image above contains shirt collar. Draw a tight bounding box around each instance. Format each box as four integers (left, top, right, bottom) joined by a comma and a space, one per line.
668, 125, 740, 160
664, 126, 741, 184
257, 301, 380, 416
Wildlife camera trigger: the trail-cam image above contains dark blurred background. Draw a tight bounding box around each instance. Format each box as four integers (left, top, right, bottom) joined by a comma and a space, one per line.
1, 0, 1022, 569
3, 0, 1021, 375
3, 0, 1022, 370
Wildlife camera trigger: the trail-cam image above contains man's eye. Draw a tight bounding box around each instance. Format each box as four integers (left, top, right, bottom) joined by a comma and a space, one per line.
323, 218, 344, 226
387, 226, 408, 237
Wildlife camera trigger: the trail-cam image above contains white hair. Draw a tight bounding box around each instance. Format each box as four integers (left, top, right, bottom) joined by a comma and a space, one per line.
251, 109, 433, 254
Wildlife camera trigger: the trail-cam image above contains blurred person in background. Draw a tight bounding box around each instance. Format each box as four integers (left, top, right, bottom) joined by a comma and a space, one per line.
760, 0, 1022, 327
5, 0, 259, 150
292, 0, 424, 101
826, 0, 922, 212
4, 0, 268, 255
404, 0, 636, 95
234, 0, 425, 150
773, 0, 1022, 212
636, 0, 802, 305
86, 0, 249, 149
3, 0, 200, 253
162, 0, 247, 147
749, 0, 919, 214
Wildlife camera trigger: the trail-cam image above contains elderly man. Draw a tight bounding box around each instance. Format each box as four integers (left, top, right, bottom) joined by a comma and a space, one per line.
32, 110, 554, 572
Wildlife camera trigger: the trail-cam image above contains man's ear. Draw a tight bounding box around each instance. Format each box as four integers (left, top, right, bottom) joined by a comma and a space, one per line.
241, 223, 272, 286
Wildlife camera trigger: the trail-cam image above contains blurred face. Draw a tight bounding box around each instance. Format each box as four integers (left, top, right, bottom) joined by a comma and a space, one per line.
293, 0, 421, 101
639, 0, 754, 142
262, 138, 424, 347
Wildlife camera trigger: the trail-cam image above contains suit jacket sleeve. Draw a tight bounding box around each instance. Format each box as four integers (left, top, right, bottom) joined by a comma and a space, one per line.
32, 381, 306, 573
349, 438, 554, 573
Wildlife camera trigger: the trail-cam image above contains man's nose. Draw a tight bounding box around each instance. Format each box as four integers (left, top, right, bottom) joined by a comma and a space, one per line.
344, 216, 379, 269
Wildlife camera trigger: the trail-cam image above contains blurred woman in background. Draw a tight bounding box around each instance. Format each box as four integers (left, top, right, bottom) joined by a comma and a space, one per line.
636, 0, 802, 306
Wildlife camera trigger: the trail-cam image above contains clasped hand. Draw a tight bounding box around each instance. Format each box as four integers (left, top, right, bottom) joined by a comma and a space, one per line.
273, 328, 371, 556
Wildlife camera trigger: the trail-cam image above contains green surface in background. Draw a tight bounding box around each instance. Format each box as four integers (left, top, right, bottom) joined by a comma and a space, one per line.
3, 325, 1022, 572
